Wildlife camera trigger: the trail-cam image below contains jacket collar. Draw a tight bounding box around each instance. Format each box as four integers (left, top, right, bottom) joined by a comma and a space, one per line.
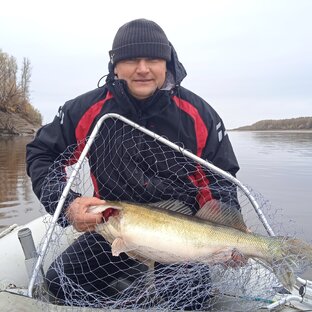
106, 79, 170, 121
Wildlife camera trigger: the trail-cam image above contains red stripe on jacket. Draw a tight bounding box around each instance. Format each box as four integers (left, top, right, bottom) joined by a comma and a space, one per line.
172, 95, 213, 207
75, 91, 113, 143
70, 91, 113, 197
172, 96, 207, 157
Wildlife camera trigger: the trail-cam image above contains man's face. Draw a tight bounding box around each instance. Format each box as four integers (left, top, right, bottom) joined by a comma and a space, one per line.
114, 58, 167, 100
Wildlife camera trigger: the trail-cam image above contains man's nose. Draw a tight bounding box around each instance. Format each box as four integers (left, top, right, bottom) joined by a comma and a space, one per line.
136, 59, 149, 72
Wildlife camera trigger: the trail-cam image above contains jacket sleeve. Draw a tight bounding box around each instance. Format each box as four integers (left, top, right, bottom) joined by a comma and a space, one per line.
201, 111, 240, 209
26, 104, 80, 226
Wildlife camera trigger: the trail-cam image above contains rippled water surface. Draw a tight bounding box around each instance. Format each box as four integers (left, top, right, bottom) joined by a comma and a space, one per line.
229, 131, 312, 240
0, 136, 42, 229
0, 131, 312, 280
1, 131, 311, 239
1, 131, 312, 281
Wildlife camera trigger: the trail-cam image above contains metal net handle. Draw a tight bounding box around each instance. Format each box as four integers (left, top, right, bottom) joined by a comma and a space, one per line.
28, 113, 275, 297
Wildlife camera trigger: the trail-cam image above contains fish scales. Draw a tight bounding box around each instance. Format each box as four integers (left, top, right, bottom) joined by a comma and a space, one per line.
89, 200, 312, 291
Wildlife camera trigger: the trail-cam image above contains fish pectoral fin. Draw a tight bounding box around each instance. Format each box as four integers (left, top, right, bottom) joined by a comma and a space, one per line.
207, 247, 234, 264
111, 238, 134, 257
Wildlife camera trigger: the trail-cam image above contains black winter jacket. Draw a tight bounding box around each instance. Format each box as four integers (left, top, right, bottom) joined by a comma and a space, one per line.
26, 44, 239, 226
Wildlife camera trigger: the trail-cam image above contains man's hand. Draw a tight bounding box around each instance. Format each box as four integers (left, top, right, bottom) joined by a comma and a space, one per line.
224, 249, 249, 268
66, 197, 106, 232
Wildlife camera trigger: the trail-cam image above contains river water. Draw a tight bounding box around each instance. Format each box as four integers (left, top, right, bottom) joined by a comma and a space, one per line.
1, 131, 311, 237
229, 131, 312, 241
0, 131, 312, 280
0, 136, 42, 229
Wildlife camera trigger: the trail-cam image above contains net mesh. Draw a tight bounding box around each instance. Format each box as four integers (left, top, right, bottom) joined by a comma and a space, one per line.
32, 116, 311, 311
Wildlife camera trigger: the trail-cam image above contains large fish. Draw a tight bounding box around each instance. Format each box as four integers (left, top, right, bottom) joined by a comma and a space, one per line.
88, 200, 312, 291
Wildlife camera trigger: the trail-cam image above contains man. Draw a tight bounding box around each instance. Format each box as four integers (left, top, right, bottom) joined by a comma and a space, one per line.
26, 19, 240, 309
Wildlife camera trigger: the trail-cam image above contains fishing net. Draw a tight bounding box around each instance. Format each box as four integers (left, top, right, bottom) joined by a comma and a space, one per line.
31, 115, 311, 311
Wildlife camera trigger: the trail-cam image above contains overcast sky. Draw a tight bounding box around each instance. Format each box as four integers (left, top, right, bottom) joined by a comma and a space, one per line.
1, 0, 311, 129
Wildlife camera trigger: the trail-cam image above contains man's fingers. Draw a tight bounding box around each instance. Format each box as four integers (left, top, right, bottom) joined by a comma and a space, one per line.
84, 211, 104, 224
223, 249, 248, 268
72, 213, 103, 232
66, 197, 106, 232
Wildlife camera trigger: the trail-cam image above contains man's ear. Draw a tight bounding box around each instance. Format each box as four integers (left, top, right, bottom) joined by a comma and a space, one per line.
114, 66, 118, 75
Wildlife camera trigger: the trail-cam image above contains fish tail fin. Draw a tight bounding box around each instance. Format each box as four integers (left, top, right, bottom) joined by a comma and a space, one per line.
269, 237, 312, 291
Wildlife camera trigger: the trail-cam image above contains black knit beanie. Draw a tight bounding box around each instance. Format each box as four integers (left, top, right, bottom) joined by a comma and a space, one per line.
109, 19, 171, 65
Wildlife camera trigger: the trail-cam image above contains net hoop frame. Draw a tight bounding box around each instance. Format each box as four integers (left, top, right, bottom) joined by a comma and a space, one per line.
27, 113, 312, 309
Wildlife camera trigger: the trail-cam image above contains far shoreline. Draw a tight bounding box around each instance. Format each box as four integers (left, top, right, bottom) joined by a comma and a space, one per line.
228, 129, 312, 133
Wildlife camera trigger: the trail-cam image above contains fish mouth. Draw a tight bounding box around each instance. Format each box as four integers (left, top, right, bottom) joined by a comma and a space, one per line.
102, 207, 120, 222
88, 204, 122, 222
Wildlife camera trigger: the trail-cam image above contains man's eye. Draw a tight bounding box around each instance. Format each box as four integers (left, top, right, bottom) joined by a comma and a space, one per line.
123, 59, 137, 64
148, 58, 161, 63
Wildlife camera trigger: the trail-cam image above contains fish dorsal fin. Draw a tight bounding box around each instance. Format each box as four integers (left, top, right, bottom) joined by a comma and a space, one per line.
149, 200, 193, 215
195, 199, 248, 232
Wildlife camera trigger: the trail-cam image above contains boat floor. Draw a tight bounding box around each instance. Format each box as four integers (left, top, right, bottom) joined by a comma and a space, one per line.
0, 290, 304, 311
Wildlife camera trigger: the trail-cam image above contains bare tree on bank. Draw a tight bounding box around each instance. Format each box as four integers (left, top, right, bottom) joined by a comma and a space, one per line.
0, 50, 42, 125
0, 52, 19, 111
20, 57, 31, 103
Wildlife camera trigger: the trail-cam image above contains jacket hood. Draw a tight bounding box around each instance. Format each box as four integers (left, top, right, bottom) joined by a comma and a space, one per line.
106, 42, 187, 87
167, 42, 187, 85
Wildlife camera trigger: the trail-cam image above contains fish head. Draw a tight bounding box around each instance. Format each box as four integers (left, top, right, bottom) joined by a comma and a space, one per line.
88, 203, 123, 222
88, 203, 124, 236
